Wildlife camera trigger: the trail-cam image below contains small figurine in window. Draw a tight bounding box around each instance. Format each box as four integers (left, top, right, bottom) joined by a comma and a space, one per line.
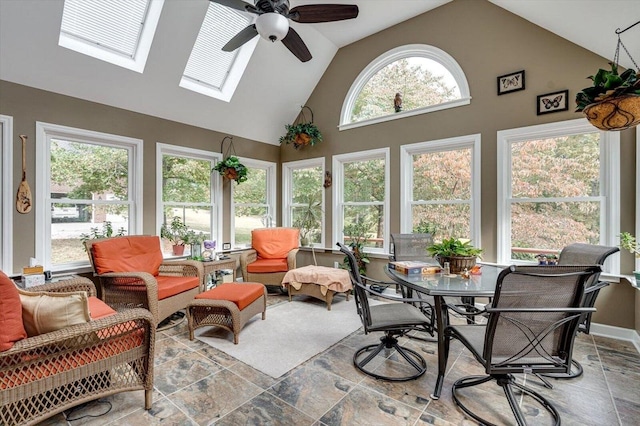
394, 92, 403, 113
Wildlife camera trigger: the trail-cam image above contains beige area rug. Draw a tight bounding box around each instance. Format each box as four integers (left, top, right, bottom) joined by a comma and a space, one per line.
195, 297, 372, 378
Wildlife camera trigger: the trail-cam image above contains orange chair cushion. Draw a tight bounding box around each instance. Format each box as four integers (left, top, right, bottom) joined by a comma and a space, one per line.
88, 297, 117, 320
196, 283, 264, 311
246, 258, 289, 273
155, 275, 200, 300
251, 228, 299, 259
91, 236, 163, 276
0, 271, 27, 352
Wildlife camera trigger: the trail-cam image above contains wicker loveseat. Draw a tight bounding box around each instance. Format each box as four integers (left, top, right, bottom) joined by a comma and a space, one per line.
0, 275, 155, 426
85, 235, 203, 325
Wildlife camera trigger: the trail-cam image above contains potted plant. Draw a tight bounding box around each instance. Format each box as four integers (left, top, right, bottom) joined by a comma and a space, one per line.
619, 232, 640, 281
213, 156, 248, 183
575, 62, 640, 131
279, 122, 323, 150
427, 237, 483, 275
184, 229, 207, 260
341, 217, 371, 275
160, 216, 189, 255
293, 192, 322, 246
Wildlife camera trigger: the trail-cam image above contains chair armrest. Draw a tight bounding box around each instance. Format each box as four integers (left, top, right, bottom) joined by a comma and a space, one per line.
95, 272, 159, 320
1, 307, 155, 357
27, 276, 97, 297
358, 280, 428, 304
239, 249, 258, 279
159, 259, 203, 282
585, 280, 609, 295
286, 248, 299, 269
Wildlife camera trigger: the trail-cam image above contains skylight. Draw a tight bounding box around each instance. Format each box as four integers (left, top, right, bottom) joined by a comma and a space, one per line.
59, 0, 164, 73
180, 2, 257, 102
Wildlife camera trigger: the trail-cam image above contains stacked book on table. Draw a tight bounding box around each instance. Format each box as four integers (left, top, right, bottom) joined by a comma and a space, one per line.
388, 260, 442, 275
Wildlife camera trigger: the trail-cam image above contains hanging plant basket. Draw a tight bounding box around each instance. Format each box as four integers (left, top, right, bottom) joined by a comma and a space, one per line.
583, 94, 640, 131
213, 137, 248, 184
279, 106, 323, 150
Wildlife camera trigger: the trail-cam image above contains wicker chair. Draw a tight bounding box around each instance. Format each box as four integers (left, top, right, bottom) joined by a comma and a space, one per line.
0, 277, 155, 426
85, 235, 203, 325
239, 227, 299, 293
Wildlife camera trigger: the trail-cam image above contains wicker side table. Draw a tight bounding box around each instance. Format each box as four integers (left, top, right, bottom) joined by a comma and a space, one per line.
200, 258, 237, 290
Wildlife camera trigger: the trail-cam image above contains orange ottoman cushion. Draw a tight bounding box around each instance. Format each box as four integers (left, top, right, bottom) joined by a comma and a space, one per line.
196, 283, 264, 311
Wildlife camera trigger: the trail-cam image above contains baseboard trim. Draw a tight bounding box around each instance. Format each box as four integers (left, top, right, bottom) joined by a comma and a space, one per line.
589, 322, 640, 353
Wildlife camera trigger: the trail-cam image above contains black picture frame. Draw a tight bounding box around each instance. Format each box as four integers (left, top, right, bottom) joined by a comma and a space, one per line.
536, 90, 569, 115
497, 70, 525, 95
222, 242, 231, 250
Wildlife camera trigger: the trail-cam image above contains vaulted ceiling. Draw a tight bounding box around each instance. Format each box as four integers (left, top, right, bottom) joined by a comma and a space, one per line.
1, 0, 637, 145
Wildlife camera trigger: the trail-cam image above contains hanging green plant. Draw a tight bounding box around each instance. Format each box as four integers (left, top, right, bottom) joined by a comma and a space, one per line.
279, 106, 323, 149
213, 155, 248, 184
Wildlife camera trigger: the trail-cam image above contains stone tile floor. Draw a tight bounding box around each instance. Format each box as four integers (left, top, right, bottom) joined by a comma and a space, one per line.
40, 294, 640, 425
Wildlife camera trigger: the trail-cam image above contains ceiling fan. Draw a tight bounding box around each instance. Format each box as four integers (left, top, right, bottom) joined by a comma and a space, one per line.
210, 0, 359, 62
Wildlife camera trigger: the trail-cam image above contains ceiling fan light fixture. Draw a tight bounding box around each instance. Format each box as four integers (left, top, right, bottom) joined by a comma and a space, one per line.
255, 12, 289, 42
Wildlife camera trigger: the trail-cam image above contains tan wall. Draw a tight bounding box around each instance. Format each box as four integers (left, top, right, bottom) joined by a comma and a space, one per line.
287, 0, 638, 330
0, 80, 279, 273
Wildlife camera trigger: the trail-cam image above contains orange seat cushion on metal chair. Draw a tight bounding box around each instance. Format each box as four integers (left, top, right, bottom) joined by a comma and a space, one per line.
196, 283, 265, 311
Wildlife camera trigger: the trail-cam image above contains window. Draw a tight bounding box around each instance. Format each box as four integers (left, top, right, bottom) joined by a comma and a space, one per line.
35, 122, 142, 271
180, 1, 257, 102
0, 115, 13, 273
59, 0, 164, 73
156, 144, 222, 255
231, 158, 276, 248
400, 135, 481, 245
497, 119, 620, 269
282, 158, 325, 247
339, 44, 470, 130
333, 149, 389, 253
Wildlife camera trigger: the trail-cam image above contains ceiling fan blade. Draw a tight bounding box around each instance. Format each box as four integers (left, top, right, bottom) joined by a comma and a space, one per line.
222, 24, 259, 52
281, 27, 312, 62
289, 4, 359, 23
209, 0, 258, 14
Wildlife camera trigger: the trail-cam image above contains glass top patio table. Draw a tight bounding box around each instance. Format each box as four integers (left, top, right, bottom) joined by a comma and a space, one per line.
384, 264, 505, 399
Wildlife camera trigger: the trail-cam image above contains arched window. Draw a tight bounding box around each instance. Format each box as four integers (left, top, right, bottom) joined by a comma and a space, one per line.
339, 44, 470, 130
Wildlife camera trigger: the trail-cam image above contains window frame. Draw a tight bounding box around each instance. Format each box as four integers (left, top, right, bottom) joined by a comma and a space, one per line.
58, 0, 164, 73
0, 115, 13, 274
636, 126, 640, 272
339, 44, 471, 131
332, 148, 390, 254
400, 134, 482, 245
156, 143, 223, 253
230, 157, 277, 248
282, 157, 326, 247
497, 118, 620, 270
35, 122, 143, 272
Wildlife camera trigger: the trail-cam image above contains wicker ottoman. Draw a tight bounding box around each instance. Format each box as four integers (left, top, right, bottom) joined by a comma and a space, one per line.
186, 282, 267, 344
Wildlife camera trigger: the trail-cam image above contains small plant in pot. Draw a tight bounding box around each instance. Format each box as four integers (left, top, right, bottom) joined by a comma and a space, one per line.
341, 217, 371, 275
619, 232, 640, 281
213, 156, 248, 184
184, 229, 207, 260
161, 216, 189, 255
427, 237, 483, 275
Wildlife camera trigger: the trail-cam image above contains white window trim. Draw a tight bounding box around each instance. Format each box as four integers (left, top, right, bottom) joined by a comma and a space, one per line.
497, 118, 620, 271
282, 157, 325, 247
332, 148, 390, 254
156, 143, 223, 250
400, 134, 482, 246
35, 122, 143, 271
58, 0, 164, 73
636, 126, 640, 272
339, 44, 471, 131
0, 115, 13, 274
230, 157, 276, 248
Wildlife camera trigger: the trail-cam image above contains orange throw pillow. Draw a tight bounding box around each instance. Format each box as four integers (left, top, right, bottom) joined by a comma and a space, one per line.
0, 271, 27, 351
251, 228, 299, 259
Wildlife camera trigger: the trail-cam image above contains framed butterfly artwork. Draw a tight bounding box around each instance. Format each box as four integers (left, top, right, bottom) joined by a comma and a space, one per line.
536, 90, 569, 115
497, 70, 525, 95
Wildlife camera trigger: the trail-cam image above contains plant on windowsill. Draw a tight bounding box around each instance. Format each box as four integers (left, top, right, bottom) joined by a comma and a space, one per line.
161, 216, 189, 256
341, 216, 371, 275
427, 237, 483, 275
80, 221, 127, 251
619, 232, 640, 281
184, 230, 207, 260
213, 156, 248, 184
